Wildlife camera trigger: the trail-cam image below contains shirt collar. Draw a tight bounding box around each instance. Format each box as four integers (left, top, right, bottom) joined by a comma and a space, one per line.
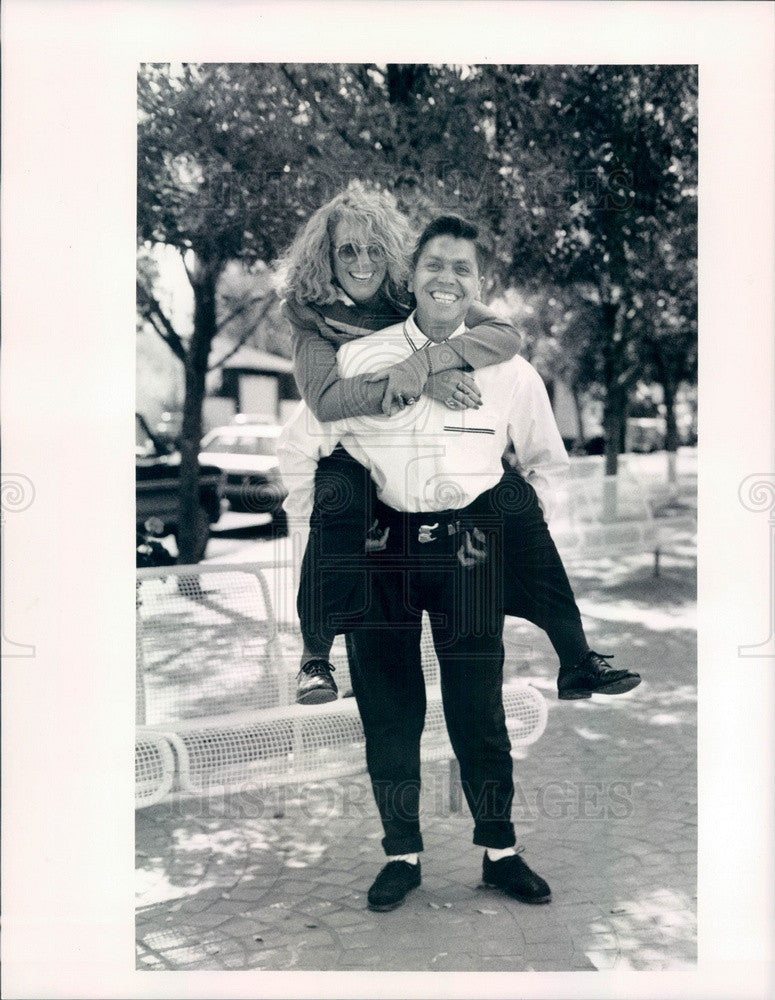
334, 285, 356, 307
405, 310, 466, 349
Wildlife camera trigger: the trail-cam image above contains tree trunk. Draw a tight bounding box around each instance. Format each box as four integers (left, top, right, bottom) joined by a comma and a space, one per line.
619, 398, 629, 455
602, 386, 626, 519
570, 381, 586, 453
662, 377, 679, 486
177, 256, 219, 564
601, 301, 625, 478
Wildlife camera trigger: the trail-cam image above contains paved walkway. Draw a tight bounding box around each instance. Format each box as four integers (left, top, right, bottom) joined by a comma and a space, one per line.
136, 527, 696, 972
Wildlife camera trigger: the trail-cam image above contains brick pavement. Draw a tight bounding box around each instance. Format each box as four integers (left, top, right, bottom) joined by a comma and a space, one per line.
136, 533, 696, 972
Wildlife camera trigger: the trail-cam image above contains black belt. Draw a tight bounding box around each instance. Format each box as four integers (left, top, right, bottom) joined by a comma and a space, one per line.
377, 507, 483, 545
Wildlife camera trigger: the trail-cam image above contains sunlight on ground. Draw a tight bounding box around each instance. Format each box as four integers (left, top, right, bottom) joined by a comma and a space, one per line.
576, 598, 696, 631
178, 829, 257, 857
573, 726, 611, 741
277, 838, 328, 868
649, 713, 686, 726
576, 886, 697, 970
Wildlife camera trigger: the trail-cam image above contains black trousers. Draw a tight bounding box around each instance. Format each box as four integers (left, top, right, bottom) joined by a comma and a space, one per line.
297, 446, 377, 654
297, 447, 588, 670
347, 510, 516, 855
464, 469, 588, 669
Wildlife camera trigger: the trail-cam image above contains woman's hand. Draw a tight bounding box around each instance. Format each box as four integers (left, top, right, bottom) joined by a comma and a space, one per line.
365, 360, 482, 415
424, 370, 482, 410
366, 364, 427, 416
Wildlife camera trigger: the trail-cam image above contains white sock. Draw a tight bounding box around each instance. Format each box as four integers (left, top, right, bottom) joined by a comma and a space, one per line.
486, 846, 517, 862
387, 853, 419, 865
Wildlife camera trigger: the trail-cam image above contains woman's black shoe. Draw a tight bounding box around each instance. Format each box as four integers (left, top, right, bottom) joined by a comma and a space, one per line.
367, 860, 421, 911
482, 851, 551, 904
296, 659, 338, 704
557, 651, 641, 700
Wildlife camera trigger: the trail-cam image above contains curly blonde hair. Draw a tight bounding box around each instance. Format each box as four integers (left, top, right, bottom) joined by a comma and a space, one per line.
278, 182, 414, 307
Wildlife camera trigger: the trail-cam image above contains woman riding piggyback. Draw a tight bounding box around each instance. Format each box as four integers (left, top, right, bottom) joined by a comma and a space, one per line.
278, 183, 525, 704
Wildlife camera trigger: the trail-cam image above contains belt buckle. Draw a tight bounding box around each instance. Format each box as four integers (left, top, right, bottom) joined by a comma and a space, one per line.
418, 522, 439, 544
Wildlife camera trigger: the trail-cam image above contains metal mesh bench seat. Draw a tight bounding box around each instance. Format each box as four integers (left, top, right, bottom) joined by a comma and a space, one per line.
549, 457, 693, 573
135, 729, 176, 808
147, 684, 546, 798
136, 562, 547, 808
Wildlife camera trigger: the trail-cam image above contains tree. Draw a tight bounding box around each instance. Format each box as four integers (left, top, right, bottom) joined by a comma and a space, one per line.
484, 64, 697, 474
637, 282, 698, 485
310, 63, 698, 474
631, 192, 697, 483
276, 62, 501, 224
137, 63, 322, 561
138, 61, 697, 551
208, 262, 285, 370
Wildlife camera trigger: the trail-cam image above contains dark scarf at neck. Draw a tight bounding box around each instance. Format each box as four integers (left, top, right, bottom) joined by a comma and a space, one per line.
317, 287, 411, 340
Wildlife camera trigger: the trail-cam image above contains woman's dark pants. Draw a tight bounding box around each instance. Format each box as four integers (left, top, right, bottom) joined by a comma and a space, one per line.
296, 446, 378, 655
297, 449, 588, 671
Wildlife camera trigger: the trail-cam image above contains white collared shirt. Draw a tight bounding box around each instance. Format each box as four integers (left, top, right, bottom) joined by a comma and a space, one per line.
277, 312, 569, 526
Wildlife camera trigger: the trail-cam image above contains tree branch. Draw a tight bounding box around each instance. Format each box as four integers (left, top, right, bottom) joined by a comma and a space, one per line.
136, 279, 187, 363
279, 65, 366, 155
208, 294, 277, 372
351, 64, 374, 93
216, 293, 267, 333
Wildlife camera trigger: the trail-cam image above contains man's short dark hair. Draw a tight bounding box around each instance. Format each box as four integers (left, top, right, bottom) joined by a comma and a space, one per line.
411, 215, 491, 272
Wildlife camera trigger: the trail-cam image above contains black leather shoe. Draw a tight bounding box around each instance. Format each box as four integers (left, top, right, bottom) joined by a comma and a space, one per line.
296, 659, 338, 705
557, 651, 641, 700
367, 860, 421, 912
482, 851, 551, 904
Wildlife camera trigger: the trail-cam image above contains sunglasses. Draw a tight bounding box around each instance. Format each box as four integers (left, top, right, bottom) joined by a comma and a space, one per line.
334, 242, 386, 264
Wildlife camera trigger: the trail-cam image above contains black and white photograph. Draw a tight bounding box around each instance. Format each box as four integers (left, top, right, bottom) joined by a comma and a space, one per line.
2, 3, 774, 999
134, 59, 698, 973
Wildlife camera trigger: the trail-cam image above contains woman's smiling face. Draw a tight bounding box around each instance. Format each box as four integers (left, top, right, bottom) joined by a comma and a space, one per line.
331, 219, 388, 303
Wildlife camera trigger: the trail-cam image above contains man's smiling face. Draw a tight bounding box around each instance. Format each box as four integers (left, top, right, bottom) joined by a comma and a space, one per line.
409, 234, 481, 338
331, 219, 388, 304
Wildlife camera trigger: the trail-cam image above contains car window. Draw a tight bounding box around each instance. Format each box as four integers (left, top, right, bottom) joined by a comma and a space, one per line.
202, 433, 277, 456
202, 434, 240, 453
136, 416, 158, 457
243, 436, 277, 456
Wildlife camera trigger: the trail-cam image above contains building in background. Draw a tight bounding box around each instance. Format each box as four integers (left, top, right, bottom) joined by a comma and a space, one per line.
214, 346, 299, 428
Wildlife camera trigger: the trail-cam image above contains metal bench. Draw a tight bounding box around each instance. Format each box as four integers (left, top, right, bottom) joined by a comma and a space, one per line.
549, 456, 695, 575
135, 729, 176, 808
135, 562, 548, 808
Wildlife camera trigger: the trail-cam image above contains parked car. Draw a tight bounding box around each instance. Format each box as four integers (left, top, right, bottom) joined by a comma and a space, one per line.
626, 417, 666, 453
199, 423, 288, 534
136, 413, 224, 562
153, 409, 183, 449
